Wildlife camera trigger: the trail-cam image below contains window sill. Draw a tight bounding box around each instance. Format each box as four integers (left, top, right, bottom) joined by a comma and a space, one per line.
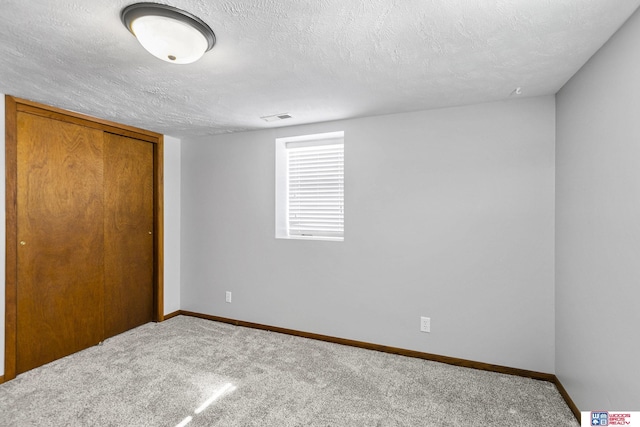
276, 235, 343, 242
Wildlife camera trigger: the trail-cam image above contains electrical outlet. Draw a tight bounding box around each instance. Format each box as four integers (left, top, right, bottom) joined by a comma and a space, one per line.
225, 291, 232, 303
420, 316, 431, 333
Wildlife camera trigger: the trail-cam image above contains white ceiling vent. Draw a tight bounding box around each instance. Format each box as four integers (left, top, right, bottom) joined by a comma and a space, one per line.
261, 113, 293, 122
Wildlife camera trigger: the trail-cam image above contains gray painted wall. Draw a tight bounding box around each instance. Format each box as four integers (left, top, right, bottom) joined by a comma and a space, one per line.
164, 135, 182, 315
0, 98, 181, 376
556, 7, 640, 410
181, 96, 556, 373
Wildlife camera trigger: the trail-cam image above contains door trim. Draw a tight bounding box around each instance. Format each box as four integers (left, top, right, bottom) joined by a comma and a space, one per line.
4, 95, 165, 381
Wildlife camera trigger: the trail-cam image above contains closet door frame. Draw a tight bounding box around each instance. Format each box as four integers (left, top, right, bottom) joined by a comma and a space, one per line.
3, 96, 164, 381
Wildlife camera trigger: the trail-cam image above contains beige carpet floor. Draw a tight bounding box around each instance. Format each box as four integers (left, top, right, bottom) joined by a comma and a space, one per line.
0, 315, 579, 426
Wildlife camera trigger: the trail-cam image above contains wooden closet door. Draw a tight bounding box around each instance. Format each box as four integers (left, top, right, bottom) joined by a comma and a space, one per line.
16, 113, 105, 374
103, 133, 154, 338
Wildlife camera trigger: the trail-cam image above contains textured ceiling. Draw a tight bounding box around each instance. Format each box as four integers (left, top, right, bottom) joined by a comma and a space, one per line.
1, 0, 639, 138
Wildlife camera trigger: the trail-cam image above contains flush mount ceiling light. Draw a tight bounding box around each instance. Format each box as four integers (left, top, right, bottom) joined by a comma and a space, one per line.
121, 3, 216, 64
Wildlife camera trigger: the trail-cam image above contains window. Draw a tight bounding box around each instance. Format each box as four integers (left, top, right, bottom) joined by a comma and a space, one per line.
276, 132, 344, 241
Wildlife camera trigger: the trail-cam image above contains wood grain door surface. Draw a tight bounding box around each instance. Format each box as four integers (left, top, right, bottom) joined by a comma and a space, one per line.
15, 113, 155, 374
103, 133, 154, 338
16, 112, 106, 374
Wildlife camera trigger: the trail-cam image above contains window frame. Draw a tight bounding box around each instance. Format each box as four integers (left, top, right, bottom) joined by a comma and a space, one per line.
275, 131, 344, 242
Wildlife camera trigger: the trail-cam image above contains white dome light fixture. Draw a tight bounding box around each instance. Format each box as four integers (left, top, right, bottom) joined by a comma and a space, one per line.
121, 3, 216, 64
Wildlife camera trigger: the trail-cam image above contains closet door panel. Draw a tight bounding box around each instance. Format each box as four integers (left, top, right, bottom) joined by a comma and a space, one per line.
103, 133, 154, 338
16, 113, 105, 374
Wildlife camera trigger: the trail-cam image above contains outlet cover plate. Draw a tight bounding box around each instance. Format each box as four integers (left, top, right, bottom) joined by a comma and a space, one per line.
420, 316, 431, 333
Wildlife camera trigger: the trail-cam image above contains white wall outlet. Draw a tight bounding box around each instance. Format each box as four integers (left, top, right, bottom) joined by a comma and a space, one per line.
420, 316, 431, 333
225, 291, 232, 303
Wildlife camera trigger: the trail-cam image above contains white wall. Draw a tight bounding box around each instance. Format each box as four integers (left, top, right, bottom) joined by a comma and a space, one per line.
181, 96, 556, 373
556, 7, 640, 410
0, 96, 180, 375
164, 135, 181, 315
0, 94, 5, 377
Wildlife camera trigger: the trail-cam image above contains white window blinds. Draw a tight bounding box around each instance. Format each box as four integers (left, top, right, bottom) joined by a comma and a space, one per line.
286, 139, 344, 240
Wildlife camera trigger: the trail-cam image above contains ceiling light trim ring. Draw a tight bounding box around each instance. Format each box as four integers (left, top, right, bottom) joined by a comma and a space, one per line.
121, 2, 216, 52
